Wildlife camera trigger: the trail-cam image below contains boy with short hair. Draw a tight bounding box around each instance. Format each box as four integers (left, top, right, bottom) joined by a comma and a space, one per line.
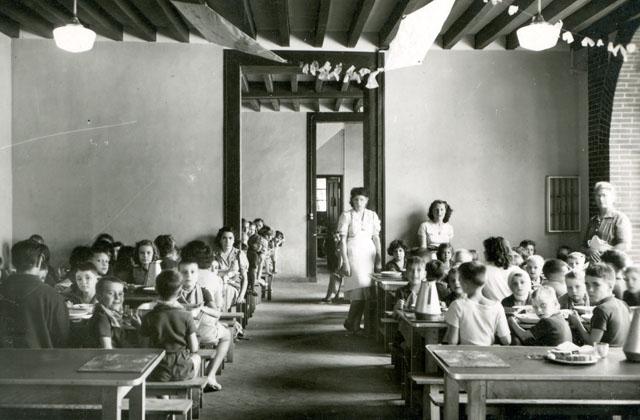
443, 268, 464, 306
559, 271, 589, 309
444, 262, 511, 346
501, 269, 532, 308
64, 261, 99, 305
568, 263, 631, 346
0, 240, 69, 348
87, 276, 127, 349
519, 240, 536, 258
394, 257, 425, 312
90, 244, 112, 277
623, 266, 640, 306
541, 259, 569, 298
566, 252, 587, 273
140, 270, 202, 383
600, 249, 630, 299
508, 285, 572, 346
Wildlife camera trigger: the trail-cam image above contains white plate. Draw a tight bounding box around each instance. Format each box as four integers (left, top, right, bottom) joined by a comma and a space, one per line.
515, 313, 539, 323
380, 271, 402, 278
545, 354, 598, 365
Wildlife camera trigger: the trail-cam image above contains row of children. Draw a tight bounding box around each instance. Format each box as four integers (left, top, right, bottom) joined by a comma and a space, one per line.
389, 236, 636, 348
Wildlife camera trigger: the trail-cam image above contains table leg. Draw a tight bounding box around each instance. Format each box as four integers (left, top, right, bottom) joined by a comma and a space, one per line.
101, 387, 123, 420
128, 382, 146, 420
443, 374, 459, 420
466, 380, 486, 420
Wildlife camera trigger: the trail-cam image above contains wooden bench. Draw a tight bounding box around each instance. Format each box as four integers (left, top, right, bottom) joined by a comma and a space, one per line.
0, 398, 192, 420
147, 377, 208, 419
429, 391, 640, 420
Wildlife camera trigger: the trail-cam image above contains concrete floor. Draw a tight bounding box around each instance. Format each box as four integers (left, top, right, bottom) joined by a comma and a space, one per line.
203, 274, 407, 420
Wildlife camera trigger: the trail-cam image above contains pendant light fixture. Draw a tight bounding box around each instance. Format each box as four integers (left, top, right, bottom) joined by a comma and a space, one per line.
53, 0, 96, 53
516, 0, 562, 51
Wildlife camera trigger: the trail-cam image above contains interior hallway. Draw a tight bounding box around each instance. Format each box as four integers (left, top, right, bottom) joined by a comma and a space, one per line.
204, 274, 407, 419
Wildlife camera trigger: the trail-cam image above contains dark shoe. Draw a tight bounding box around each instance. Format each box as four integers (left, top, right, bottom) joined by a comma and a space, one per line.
204, 383, 221, 393
343, 321, 352, 332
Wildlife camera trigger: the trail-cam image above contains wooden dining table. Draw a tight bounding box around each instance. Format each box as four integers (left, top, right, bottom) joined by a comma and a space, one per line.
427, 344, 640, 420
0, 348, 165, 420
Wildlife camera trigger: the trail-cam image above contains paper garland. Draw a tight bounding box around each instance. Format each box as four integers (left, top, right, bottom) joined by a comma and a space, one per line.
300, 61, 383, 89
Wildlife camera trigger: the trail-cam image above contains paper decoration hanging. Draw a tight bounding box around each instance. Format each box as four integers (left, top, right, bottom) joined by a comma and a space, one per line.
581, 37, 595, 48
365, 68, 384, 89
562, 32, 574, 44
596, 39, 604, 47
169, 0, 286, 63
508, 5, 519, 16
385, 0, 455, 71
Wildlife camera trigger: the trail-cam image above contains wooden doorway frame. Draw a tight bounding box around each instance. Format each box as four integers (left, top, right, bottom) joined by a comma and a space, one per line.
223, 50, 384, 281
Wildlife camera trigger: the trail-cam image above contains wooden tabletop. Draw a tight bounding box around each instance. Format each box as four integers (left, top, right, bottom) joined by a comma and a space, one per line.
0, 349, 165, 387
373, 277, 407, 290
397, 309, 447, 327
427, 345, 640, 382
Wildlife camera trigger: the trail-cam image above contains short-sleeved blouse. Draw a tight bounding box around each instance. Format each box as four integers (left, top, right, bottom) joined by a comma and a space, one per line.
417, 221, 454, 248
214, 248, 249, 274
337, 209, 381, 238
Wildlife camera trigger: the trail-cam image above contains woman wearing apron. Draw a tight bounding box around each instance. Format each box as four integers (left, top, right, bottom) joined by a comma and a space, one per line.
338, 187, 382, 334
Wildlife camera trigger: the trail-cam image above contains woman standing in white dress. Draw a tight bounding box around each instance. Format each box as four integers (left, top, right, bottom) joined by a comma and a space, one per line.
338, 188, 382, 333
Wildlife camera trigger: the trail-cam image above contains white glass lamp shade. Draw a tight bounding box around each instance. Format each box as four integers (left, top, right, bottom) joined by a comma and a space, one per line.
516, 16, 562, 51
53, 21, 96, 53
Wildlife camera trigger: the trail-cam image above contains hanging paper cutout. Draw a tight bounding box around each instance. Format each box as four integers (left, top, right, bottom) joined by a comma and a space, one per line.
581, 37, 595, 47
365, 68, 384, 89
596, 39, 604, 47
508, 5, 519, 16
562, 32, 574, 44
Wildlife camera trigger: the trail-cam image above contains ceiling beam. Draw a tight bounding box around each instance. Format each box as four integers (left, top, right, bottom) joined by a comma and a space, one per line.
241, 74, 249, 93
475, 0, 537, 49
131, 0, 189, 42
245, 99, 260, 111
313, 100, 320, 112
354, 98, 364, 112
98, 0, 156, 41
315, 78, 324, 93
244, 82, 364, 100
379, 0, 433, 49
275, 0, 290, 47
241, 65, 301, 74
347, 0, 375, 48
262, 74, 279, 111
580, 0, 640, 38
314, 0, 331, 47
21, 0, 71, 26
334, 78, 351, 111
563, 0, 629, 33
0, 3, 53, 38
57, 0, 123, 41
290, 74, 300, 112
442, 0, 495, 49
506, 0, 590, 49
0, 13, 19, 38
240, 0, 256, 38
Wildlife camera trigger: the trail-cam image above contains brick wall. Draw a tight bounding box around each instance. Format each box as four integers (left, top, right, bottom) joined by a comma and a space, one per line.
610, 29, 640, 262
588, 23, 640, 262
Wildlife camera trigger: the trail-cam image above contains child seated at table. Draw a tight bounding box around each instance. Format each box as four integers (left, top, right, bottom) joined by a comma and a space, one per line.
87, 276, 127, 349
394, 256, 425, 312
181, 240, 224, 309
444, 262, 511, 346
131, 240, 160, 286
541, 259, 569, 298
155, 234, 180, 271
508, 285, 572, 346
64, 262, 99, 305
566, 251, 587, 274
139, 270, 202, 383
246, 235, 264, 295
501, 269, 532, 308
443, 267, 464, 306
384, 239, 407, 272
600, 249, 630, 299
623, 266, 640, 307
436, 243, 453, 272
524, 255, 544, 290
559, 271, 589, 309
177, 258, 230, 391
90, 243, 112, 277
426, 259, 448, 301
568, 263, 631, 346
452, 249, 473, 267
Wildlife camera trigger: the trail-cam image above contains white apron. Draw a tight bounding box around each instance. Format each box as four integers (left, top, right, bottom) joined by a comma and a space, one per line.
338, 209, 381, 294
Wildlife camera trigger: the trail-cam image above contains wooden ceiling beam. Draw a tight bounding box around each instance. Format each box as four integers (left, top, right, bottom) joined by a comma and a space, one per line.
506, 0, 590, 49
0, 13, 19, 38
241, 65, 301, 74
0, 3, 53, 38
241, 73, 250, 93
563, 0, 629, 33
131, 0, 189, 42
442, 0, 495, 49
243, 99, 260, 111
56, 0, 123, 41
261, 74, 279, 110
313, 100, 320, 112
275, 0, 290, 47
263, 74, 274, 93
334, 78, 350, 111
271, 99, 280, 111
98, 0, 156, 41
21, 0, 71, 26
290, 74, 300, 112
580, 0, 640, 38
379, 0, 432, 49
315, 78, 324, 93
314, 0, 331, 47
475, 0, 537, 49
347, 0, 375, 48
354, 98, 364, 112
244, 82, 363, 100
